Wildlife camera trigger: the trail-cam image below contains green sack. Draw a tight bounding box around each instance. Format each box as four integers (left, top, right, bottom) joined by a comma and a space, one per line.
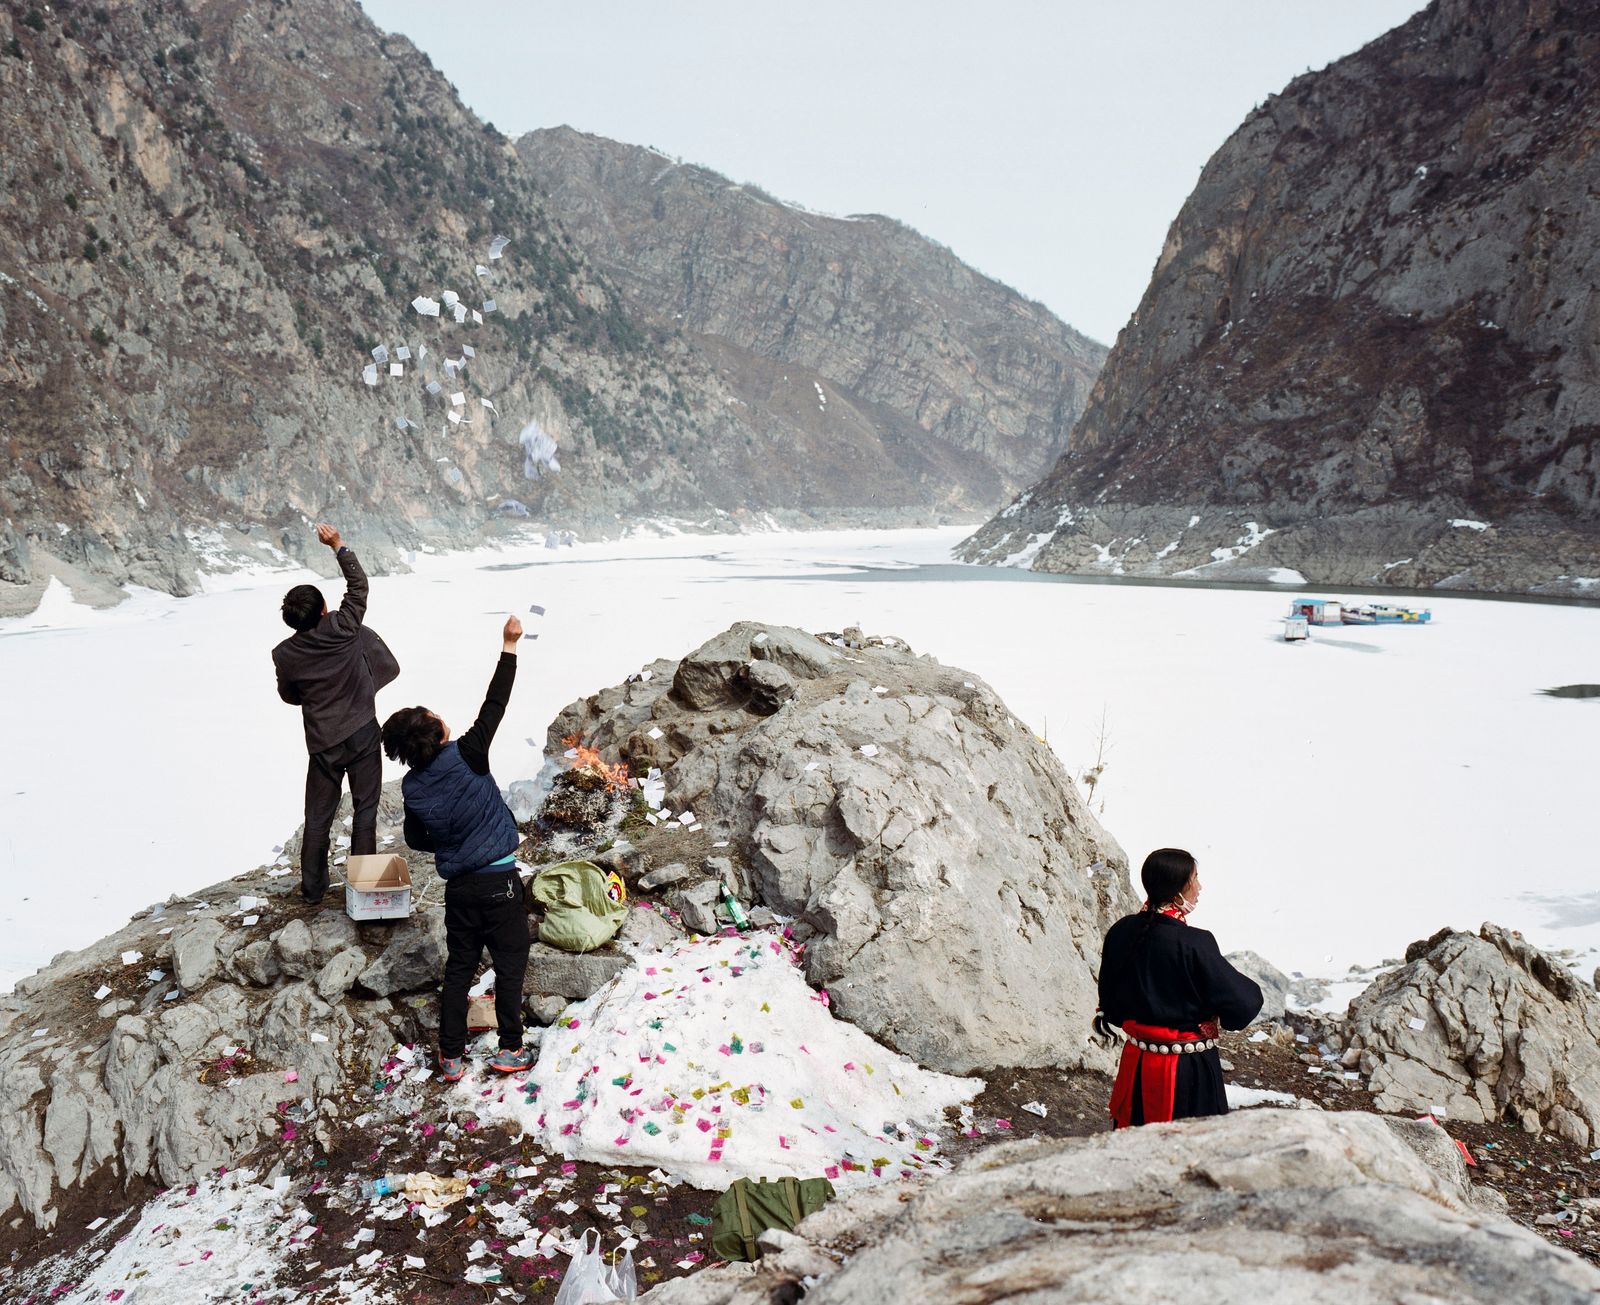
531, 860, 627, 953
710, 1176, 836, 1262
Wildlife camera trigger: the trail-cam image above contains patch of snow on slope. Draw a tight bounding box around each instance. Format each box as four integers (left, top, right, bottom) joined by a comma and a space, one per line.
1450, 519, 1490, 531
21, 1169, 322, 1304
999, 531, 1054, 569
472, 931, 979, 1190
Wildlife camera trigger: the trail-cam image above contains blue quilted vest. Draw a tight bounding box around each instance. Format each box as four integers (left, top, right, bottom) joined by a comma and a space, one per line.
402, 742, 520, 880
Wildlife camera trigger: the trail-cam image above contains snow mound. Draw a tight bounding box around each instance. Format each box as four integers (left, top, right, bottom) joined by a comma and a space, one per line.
472, 931, 981, 1189
42, 1169, 320, 1303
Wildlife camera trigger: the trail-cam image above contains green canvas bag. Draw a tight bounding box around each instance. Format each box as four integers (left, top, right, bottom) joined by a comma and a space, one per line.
710, 1176, 836, 1262
531, 860, 627, 953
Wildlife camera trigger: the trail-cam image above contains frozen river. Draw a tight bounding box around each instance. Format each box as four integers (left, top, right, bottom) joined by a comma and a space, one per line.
2, 526, 1596, 993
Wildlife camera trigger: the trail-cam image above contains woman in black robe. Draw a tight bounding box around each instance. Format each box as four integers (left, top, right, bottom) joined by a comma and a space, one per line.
1097, 848, 1263, 1127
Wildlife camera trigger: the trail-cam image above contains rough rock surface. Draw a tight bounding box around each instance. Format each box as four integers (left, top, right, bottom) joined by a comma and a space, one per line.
1226, 950, 1328, 1023
0, 843, 453, 1225
962, 0, 1600, 595
639, 1109, 1597, 1304
517, 127, 1107, 511
1345, 922, 1600, 1145
551, 622, 1137, 1074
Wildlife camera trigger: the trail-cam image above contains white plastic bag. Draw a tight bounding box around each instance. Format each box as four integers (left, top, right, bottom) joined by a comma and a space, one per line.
555, 1231, 635, 1305
608, 1245, 638, 1300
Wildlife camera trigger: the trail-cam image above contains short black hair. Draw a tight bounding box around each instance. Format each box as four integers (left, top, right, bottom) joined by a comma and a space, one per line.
281, 584, 325, 631
382, 706, 446, 771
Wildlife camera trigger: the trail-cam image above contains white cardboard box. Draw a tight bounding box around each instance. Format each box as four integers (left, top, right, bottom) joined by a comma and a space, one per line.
345, 853, 413, 921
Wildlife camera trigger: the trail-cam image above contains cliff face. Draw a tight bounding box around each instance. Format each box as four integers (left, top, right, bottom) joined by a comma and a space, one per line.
0, 0, 1080, 617
962, 0, 1600, 595
516, 127, 1106, 512
0, 0, 775, 609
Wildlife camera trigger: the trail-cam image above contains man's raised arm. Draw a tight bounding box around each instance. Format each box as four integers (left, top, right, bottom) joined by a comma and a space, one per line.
317, 523, 368, 633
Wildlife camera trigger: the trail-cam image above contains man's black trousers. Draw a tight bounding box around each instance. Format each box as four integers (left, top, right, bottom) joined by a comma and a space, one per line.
440, 869, 530, 1058
301, 719, 381, 902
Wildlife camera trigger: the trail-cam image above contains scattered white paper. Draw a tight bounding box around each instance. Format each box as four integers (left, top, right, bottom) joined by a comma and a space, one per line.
395, 345, 411, 361
474, 265, 490, 278
488, 235, 510, 259
442, 290, 460, 308
447, 410, 462, 426
482, 299, 497, 314
389, 362, 404, 377
93, 984, 112, 1000
804, 761, 821, 772
450, 392, 465, 407
647, 727, 664, 740
121, 951, 142, 965
453, 303, 467, 323
311, 1032, 329, 1043
241, 914, 260, 927
752, 632, 769, 644
472, 309, 483, 324
425, 380, 442, 396
411, 296, 440, 317
482, 397, 497, 413
462, 343, 476, 359
371, 345, 389, 364
1408, 1016, 1426, 1030
1021, 1101, 1048, 1118
87, 1216, 107, 1231
361, 364, 378, 387
859, 744, 880, 758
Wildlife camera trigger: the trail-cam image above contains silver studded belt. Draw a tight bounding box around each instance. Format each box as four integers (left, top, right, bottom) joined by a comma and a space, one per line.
1127, 1036, 1217, 1055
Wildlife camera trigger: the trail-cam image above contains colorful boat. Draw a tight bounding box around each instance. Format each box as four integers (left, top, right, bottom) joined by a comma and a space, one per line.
1342, 604, 1432, 625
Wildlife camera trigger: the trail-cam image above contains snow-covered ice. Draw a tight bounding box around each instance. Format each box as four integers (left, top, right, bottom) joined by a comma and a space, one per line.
1, 526, 1596, 990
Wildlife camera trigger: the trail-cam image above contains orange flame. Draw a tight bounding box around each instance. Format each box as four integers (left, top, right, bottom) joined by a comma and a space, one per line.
561, 736, 632, 792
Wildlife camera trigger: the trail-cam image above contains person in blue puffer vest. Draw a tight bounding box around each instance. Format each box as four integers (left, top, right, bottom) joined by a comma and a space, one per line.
381, 615, 531, 1081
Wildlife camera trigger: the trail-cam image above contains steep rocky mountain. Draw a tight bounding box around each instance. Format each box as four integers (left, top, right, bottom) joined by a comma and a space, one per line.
0, 0, 751, 611
0, 1, 1083, 617
516, 127, 1106, 512
962, 0, 1600, 595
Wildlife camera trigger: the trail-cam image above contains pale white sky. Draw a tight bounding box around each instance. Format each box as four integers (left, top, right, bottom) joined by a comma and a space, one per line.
362, 1, 1428, 344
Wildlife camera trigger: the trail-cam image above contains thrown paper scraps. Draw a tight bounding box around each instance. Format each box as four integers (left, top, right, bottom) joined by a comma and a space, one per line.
121, 951, 142, 965
859, 745, 880, 758
93, 984, 112, 1000
411, 296, 440, 317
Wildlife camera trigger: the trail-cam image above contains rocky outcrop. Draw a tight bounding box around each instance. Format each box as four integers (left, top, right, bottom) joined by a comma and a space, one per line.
639, 1109, 1596, 1304
551, 622, 1138, 1074
962, 0, 1600, 596
517, 127, 1106, 511
1344, 922, 1600, 1145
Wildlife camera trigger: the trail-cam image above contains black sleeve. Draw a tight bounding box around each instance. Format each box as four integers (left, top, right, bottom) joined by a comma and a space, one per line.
403, 807, 436, 852
325, 548, 369, 634
456, 651, 517, 775
273, 652, 303, 705
1193, 930, 1265, 1030
1096, 922, 1130, 1026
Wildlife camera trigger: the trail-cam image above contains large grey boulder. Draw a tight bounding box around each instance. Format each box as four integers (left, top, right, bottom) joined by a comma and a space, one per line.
640, 1110, 1599, 1305
525, 943, 631, 999
356, 908, 448, 997
1345, 922, 1600, 1145
171, 919, 226, 991
551, 622, 1137, 1073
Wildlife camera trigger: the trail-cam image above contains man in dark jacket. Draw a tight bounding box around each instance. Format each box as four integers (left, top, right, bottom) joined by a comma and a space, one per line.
382, 616, 530, 1080
272, 524, 396, 905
